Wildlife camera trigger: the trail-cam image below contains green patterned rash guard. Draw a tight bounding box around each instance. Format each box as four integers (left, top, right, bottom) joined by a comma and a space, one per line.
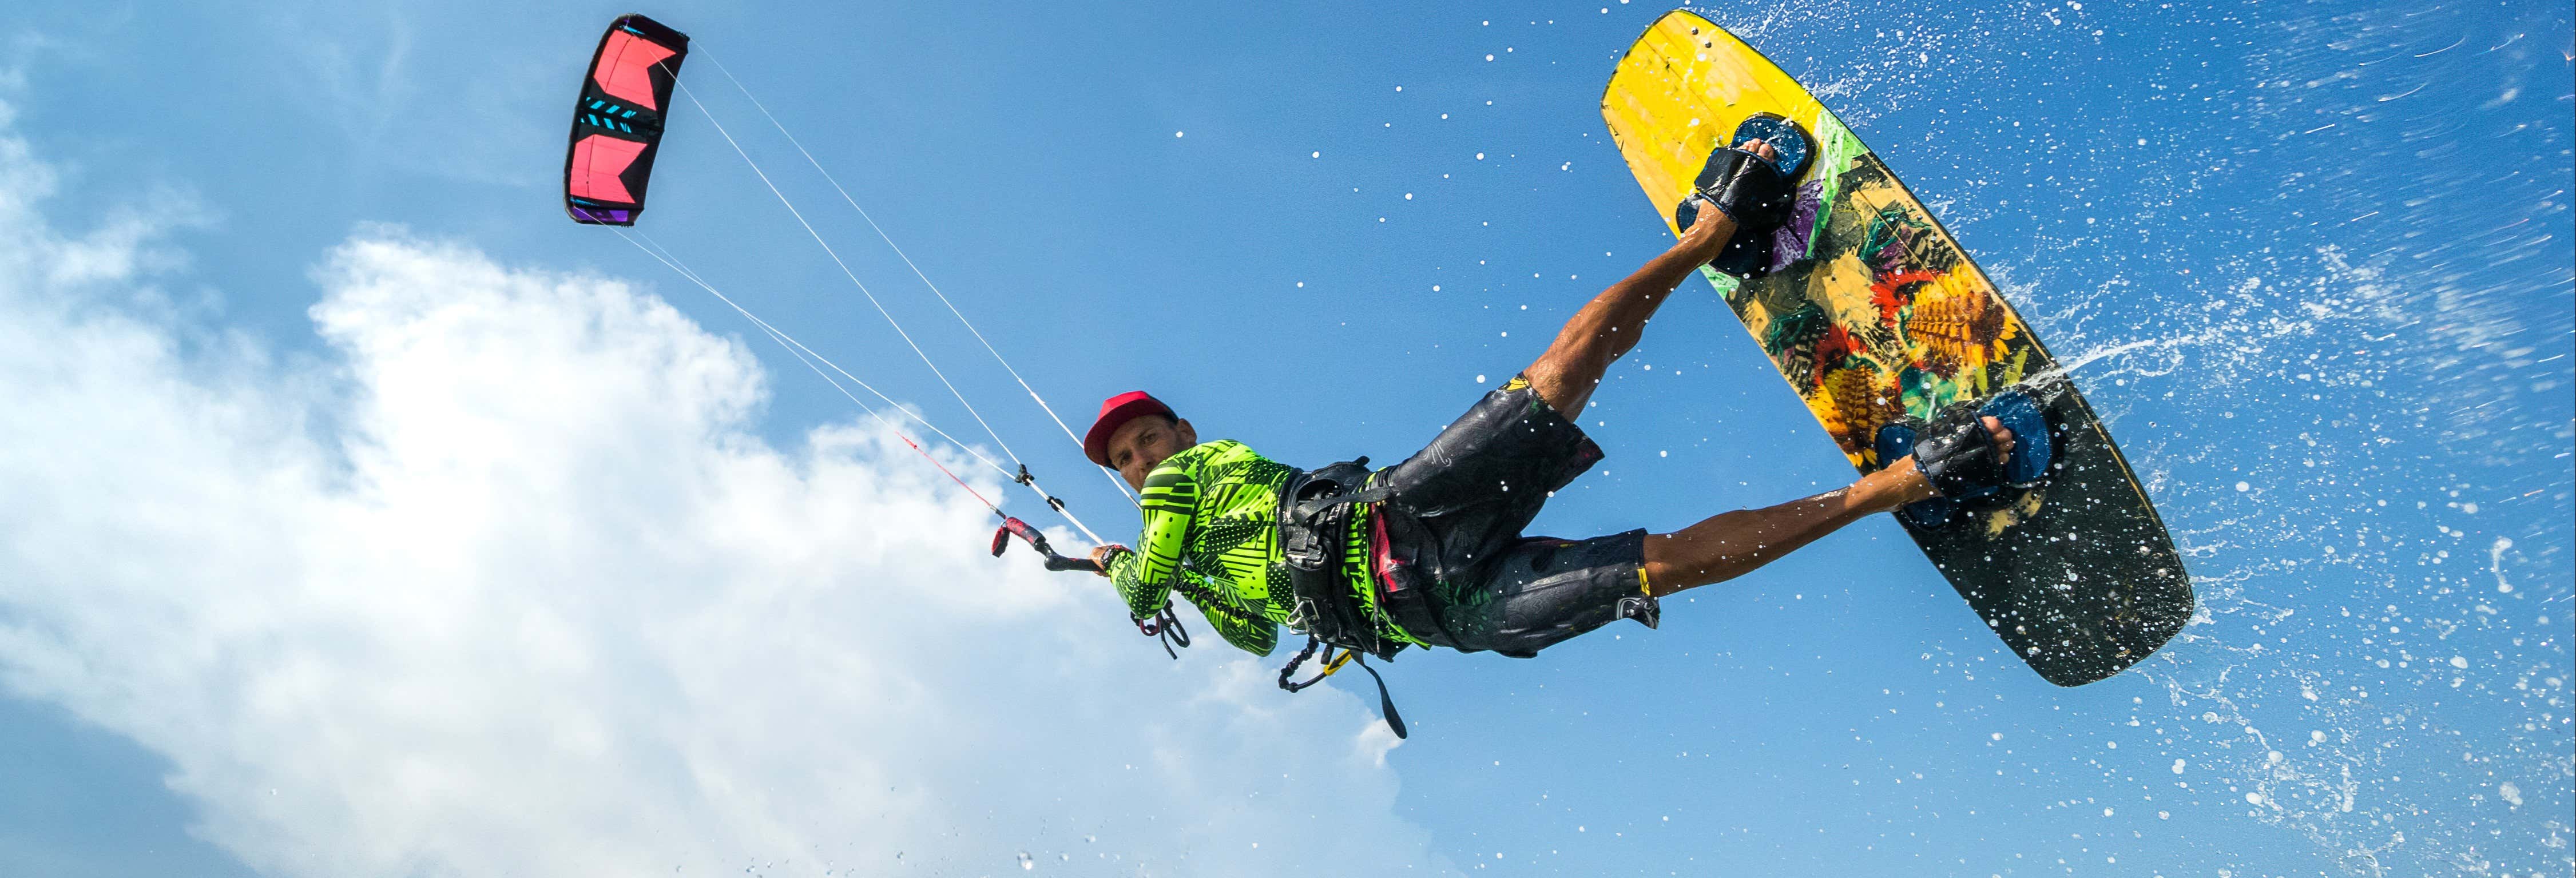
1104, 439, 1417, 655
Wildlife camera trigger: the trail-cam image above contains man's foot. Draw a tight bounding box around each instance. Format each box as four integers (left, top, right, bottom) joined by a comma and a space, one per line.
1875, 391, 2053, 527
1980, 415, 2017, 469
1677, 139, 1780, 255
1730, 113, 1815, 178
1673, 121, 1809, 278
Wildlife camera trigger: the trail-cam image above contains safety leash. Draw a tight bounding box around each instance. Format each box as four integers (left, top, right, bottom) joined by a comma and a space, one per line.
1276, 635, 1408, 739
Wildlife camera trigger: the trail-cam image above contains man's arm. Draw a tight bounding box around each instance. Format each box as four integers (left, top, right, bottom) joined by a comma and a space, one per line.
1105, 461, 1198, 617
1096, 459, 1282, 655
1184, 573, 1279, 656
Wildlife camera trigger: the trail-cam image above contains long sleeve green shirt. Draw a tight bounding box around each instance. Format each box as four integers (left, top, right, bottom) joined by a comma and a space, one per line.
1102, 439, 1418, 655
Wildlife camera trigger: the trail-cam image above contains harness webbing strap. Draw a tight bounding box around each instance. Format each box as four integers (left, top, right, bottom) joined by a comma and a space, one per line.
1276, 635, 1408, 739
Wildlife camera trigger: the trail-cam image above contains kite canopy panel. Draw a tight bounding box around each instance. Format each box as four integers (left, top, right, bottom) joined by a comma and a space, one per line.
563, 14, 689, 225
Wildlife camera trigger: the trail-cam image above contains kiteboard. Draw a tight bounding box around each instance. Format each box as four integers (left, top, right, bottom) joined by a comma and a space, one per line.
1600, 11, 2192, 686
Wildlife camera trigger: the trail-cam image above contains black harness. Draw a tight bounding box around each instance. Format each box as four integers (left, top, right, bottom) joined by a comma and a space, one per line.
1277, 459, 1398, 657
1022, 458, 1428, 738
1274, 458, 1412, 738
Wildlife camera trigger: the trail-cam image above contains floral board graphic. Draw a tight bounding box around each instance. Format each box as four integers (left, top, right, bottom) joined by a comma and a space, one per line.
1723, 153, 2037, 468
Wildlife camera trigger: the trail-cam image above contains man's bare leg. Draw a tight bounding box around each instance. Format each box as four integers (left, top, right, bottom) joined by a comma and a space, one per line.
1641, 425, 2014, 596
1522, 142, 1777, 416
1523, 137, 2013, 595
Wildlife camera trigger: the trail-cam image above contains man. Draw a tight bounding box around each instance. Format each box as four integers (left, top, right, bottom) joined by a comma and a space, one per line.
1083, 138, 2024, 666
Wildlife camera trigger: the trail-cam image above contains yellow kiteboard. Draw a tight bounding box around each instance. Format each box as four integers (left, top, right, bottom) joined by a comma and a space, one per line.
1602, 11, 2190, 685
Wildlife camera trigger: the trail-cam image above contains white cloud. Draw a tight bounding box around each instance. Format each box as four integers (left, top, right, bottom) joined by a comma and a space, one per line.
0, 121, 1445, 876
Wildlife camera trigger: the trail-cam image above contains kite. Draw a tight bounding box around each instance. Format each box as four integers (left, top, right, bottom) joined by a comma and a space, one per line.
563, 14, 689, 225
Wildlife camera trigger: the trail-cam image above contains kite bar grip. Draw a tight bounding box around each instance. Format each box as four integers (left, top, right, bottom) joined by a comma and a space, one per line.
991, 517, 1105, 574
1047, 556, 1105, 574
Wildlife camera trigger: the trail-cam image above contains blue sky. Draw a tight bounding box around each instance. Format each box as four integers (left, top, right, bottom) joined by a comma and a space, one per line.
0, 1, 2567, 876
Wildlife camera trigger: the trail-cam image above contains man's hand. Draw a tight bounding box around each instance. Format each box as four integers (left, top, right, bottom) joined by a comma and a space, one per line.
1088, 544, 1128, 577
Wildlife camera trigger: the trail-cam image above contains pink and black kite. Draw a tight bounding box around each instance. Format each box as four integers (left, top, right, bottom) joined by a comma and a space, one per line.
564, 14, 689, 226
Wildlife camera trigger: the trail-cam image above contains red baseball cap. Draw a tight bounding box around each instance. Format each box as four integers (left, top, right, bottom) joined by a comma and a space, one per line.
1083, 391, 1176, 467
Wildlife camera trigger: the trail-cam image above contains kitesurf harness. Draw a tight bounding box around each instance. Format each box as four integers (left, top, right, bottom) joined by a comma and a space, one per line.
1275, 458, 1410, 738
1040, 466, 1412, 739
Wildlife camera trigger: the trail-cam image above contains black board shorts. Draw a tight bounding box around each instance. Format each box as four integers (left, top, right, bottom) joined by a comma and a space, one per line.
1372, 375, 1659, 658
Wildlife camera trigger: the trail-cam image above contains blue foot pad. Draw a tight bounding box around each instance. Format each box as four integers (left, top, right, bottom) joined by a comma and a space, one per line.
1731, 113, 1813, 178
1982, 390, 2052, 484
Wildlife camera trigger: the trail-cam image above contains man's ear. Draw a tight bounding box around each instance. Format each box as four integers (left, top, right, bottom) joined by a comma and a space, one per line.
1173, 418, 1197, 446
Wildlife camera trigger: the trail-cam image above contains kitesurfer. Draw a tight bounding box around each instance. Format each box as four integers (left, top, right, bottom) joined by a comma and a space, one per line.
1083, 138, 2032, 665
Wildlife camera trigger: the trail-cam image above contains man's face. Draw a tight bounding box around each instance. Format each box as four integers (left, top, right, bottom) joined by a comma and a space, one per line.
1106, 415, 1197, 490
